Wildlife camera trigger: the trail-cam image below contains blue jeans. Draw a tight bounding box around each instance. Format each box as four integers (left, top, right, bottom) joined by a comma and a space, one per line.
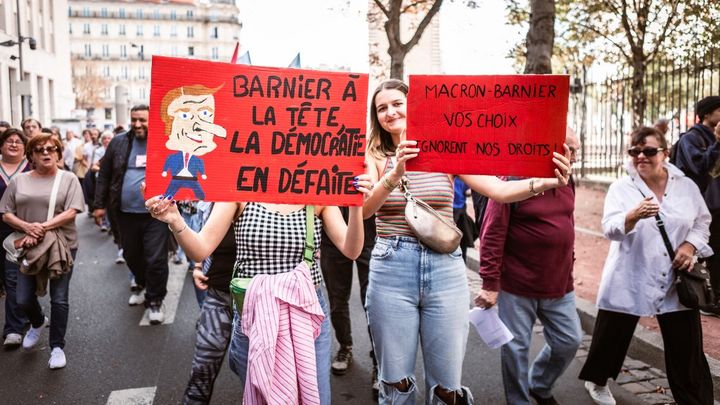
3, 259, 28, 337
16, 249, 77, 349
367, 236, 473, 405
497, 290, 582, 404
227, 287, 332, 404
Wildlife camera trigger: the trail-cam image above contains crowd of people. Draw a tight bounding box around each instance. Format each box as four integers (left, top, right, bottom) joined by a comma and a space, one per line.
0, 87, 718, 405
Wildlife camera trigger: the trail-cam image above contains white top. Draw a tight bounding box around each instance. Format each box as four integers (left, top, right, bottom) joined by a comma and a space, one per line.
597, 161, 712, 316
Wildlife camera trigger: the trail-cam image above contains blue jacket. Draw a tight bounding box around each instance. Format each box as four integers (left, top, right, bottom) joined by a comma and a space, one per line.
162, 151, 205, 179
674, 123, 720, 211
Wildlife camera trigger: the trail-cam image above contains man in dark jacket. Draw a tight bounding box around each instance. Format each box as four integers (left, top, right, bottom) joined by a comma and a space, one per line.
93, 105, 170, 325
674, 95, 720, 316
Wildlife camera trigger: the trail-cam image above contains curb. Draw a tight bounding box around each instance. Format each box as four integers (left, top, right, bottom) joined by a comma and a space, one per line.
466, 247, 720, 399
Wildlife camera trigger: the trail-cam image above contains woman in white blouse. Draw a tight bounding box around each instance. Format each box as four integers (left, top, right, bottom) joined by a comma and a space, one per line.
579, 127, 714, 405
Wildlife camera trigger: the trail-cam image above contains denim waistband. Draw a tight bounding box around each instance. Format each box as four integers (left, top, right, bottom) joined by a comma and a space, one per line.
376, 235, 424, 250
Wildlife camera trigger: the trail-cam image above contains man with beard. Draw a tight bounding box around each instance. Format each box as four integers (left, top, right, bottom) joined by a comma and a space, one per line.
93, 105, 170, 324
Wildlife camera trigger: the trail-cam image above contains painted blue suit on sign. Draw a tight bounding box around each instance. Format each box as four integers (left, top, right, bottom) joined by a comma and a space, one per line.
163, 151, 206, 199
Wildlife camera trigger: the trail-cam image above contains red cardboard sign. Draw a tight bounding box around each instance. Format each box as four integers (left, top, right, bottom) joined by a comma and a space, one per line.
405, 75, 569, 177
145, 56, 368, 206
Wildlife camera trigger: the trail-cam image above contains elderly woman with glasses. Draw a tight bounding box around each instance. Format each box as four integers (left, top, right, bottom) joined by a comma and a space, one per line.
0, 128, 31, 349
579, 127, 714, 405
0, 134, 84, 369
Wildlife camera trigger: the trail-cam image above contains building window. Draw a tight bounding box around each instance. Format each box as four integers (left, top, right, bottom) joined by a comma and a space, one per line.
84, 44, 91, 57
69, 24, 73, 34
187, 10, 193, 19
139, 67, 146, 79
122, 66, 128, 79
103, 66, 110, 76
101, 24, 108, 35
153, 25, 160, 37
139, 87, 146, 100
100, 7, 107, 17
83, 23, 90, 34
187, 26, 194, 38
170, 10, 176, 20
135, 25, 142, 36
211, 47, 218, 60
137, 9, 143, 19
188, 46, 194, 56
210, 27, 218, 38
105, 108, 112, 120
119, 8, 125, 18
119, 25, 126, 36
153, 9, 159, 19
82, 7, 89, 17
171, 46, 178, 57
120, 45, 127, 59
101, 44, 109, 57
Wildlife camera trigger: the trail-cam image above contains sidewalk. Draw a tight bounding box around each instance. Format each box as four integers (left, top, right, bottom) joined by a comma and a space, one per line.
465, 181, 720, 398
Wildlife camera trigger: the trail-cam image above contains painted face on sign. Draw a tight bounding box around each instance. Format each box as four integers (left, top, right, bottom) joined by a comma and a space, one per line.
165, 94, 227, 156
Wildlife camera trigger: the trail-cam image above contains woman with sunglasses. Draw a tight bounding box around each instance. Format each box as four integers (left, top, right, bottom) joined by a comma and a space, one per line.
580, 127, 714, 405
0, 134, 84, 369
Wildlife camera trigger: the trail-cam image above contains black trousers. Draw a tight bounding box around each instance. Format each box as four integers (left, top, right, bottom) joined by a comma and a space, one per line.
706, 215, 720, 300
118, 212, 170, 304
579, 309, 713, 405
320, 243, 372, 349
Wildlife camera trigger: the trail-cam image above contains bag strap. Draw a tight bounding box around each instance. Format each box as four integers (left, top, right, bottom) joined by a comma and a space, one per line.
47, 170, 63, 222
303, 205, 315, 267
634, 185, 675, 262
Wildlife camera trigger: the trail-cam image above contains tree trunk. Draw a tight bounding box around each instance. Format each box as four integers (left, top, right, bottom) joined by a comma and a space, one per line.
524, 0, 555, 74
631, 57, 647, 128
389, 47, 407, 79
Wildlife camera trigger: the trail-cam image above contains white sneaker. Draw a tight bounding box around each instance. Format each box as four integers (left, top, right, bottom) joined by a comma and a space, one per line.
3, 333, 22, 347
584, 381, 616, 405
48, 347, 66, 369
148, 302, 165, 325
115, 249, 125, 264
22, 316, 48, 350
128, 290, 145, 306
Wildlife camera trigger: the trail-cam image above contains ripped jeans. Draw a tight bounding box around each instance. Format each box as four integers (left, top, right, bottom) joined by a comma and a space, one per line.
367, 236, 473, 405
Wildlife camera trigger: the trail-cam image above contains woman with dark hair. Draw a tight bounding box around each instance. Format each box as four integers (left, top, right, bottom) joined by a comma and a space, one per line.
362, 79, 572, 404
579, 127, 714, 405
0, 128, 31, 348
0, 134, 84, 369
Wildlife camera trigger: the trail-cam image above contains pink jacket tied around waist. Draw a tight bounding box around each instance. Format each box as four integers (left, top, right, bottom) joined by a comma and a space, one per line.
242, 261, 325, 405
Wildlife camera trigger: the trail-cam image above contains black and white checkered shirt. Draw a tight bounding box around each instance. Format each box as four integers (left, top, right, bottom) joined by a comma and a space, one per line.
233, 203, 323, 286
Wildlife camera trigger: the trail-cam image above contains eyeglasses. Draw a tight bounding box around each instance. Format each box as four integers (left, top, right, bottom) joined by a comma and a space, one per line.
33, 146, 58, 154
4, 140, 23, 146
628, 147, 665, 157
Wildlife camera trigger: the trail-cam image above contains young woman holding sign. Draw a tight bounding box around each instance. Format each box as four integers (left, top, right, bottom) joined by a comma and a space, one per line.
144, 183, 372, 404
363, 79, 572, 404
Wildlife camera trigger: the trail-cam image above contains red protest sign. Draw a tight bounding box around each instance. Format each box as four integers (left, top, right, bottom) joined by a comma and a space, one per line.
405, 75, 569, 177
145, 56, 368, 206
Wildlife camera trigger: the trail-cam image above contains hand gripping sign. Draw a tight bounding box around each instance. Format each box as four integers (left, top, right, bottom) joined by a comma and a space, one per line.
146, 56, 369, 206
405, 75, 570, 177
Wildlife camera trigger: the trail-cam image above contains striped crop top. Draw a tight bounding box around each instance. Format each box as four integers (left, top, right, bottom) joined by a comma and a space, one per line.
375, 158, 455, 237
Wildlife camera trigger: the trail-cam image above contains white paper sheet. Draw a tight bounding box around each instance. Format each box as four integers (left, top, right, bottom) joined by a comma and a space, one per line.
468, 307, 514, 349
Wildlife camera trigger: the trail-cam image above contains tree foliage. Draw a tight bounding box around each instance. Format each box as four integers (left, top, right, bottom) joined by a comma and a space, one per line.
508, 0, 720, 126
73, 67, 109, 109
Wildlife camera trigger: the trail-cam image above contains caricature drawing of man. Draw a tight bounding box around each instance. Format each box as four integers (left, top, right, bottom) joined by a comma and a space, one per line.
160, 84, 227, 200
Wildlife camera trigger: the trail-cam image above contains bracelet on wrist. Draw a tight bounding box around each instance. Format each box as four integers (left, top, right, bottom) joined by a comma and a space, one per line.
381, 175, 398, 191
169, 222, 187, 234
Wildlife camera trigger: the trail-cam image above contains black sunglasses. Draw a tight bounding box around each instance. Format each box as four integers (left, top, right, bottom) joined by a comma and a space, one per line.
33, 146, 58, 154
627, 147, 665, 157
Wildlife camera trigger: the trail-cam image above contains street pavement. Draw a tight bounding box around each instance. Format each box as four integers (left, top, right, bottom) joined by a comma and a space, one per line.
0, 214, 646, 404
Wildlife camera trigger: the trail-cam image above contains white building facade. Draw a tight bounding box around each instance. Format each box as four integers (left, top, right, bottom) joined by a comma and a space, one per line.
68, 0, 241, 129
0, 0, 74, 127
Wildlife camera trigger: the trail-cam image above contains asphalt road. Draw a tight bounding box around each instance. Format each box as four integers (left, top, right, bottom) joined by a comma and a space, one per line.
0, 215, 643, 404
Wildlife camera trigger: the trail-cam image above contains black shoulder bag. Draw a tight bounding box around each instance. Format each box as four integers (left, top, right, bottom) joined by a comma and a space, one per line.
637, 186, 715, 309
